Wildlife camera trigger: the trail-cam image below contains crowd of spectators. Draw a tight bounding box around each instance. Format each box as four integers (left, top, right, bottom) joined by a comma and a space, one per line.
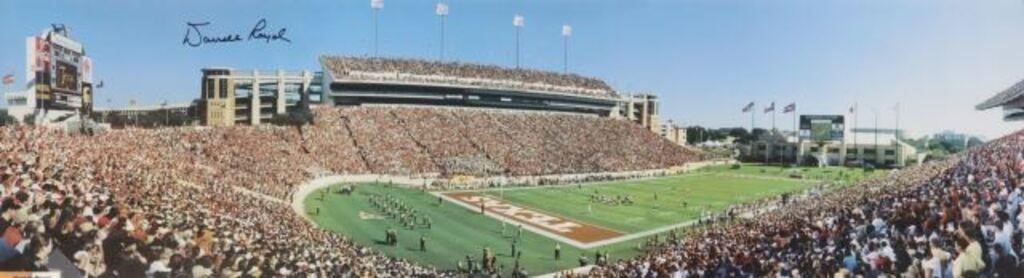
326, 106, 699, 177
4, 102, 1022, 277
589, 129, 1024, 277
0, 105, 697, 276
0, 126, 439, 276
321, 56, 616, 98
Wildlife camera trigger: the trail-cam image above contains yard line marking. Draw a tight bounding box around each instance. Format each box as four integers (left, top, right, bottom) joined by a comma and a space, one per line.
442, 192, 624, 247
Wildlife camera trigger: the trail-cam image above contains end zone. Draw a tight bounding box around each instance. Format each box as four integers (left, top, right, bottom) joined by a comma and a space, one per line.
439, 191, 624, 249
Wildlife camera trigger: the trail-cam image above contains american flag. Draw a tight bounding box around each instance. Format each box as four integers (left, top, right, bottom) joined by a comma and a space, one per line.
763, 102, 775, 113
783, 103, 796, 113
2, 73, 12, 85
741, 102, 755, 113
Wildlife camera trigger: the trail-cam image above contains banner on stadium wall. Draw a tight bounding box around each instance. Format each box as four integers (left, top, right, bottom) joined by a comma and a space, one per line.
31, 36, 54, 104
81, 82, 93, 113
450, 175, 475, 185
81, 56, 92, 83
0, 271, 60, 278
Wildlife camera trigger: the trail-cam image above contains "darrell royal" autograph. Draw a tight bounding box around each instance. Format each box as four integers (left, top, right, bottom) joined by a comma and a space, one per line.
182, 18, 291, 47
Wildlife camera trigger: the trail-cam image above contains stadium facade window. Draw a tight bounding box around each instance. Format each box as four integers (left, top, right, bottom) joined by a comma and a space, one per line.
7, 98, 26, 106
284, 83, 302, 105
885, 149, 895, 155
828, 148, 839, 154
235, 81, 253, 98
863, 149, 877, 154
846, 148, 856, 154
219, 79, 228, 99
260, 82, 277, 97
205, 79, 214, 99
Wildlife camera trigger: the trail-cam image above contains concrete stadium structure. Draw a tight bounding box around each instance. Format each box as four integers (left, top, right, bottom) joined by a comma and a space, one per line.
978, 78, 1024, 121
193, 57, 687, 145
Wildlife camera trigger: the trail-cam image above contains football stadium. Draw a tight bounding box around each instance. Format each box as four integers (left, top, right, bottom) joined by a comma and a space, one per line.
2, 1, 1024, 277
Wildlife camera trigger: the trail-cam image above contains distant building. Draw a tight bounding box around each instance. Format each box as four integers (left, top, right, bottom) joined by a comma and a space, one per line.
977, 79, 1024, 121
660, 121, 687, 146
3, 90, 34, 122
200, 68, 318, 126
747, 128, 918, 168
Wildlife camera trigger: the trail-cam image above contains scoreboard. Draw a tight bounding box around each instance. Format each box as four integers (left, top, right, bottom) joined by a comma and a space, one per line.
26, 25, 93, 112
799, 115, 844, 142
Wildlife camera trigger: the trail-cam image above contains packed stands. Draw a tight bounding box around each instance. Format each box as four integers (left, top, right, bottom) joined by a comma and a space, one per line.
322, 56, 617, 98
588, 129, 1024, 277
0, 105, 696, 276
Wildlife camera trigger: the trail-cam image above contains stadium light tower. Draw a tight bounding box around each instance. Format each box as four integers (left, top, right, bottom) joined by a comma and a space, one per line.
562, 24, 572, 74
436, 2, 449, 61
513, 14, 525, 68
371, 0, 384, 57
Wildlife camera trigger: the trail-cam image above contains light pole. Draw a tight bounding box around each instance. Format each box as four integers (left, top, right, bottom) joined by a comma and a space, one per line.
513, 14, 524, 68
371, 0, 384, 57
894, 102, 901, 166
872, 107, 879, 165
562, 24, 572, 74
436, 2, 449, 61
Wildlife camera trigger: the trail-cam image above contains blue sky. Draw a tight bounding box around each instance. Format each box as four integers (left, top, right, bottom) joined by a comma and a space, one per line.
2, 0, 1023, 139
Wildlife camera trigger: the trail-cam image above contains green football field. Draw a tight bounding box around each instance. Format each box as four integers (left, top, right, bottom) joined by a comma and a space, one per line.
305, 184, 636, 275
303, 164, 878, 275
698, 163, 879, 184
479, 173, 812, 233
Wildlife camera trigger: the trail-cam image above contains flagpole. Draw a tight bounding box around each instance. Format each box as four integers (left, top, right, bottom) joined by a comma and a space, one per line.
792, 105, 797, 164
786, 104, 794, 164
792, 106, 797, 135
895, 102, 901, 166
873, 107, 878, 159
854, 102, 859, 166
750, 102, 755, 133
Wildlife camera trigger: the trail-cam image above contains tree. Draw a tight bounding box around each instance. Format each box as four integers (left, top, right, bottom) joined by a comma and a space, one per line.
22, 113, 36, 126
966, 137, 984, 149
727, 128, 750, 143
685, 126, 704, 145
0, 110, 14, 126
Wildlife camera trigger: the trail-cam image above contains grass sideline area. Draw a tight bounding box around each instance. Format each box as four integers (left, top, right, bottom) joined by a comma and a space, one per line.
303, 164, 880, 275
